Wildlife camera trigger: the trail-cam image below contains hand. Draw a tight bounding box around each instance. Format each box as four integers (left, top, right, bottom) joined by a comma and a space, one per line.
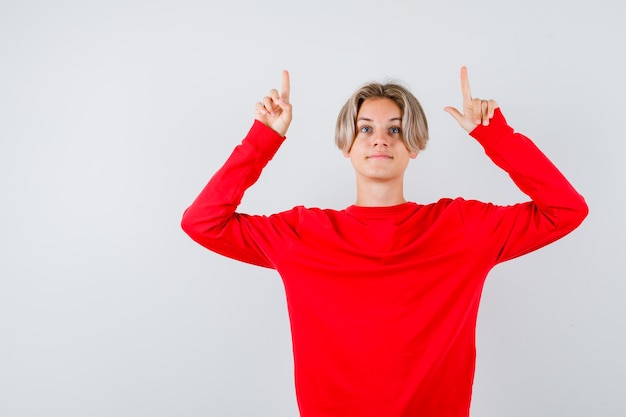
255, 70, 292, 137
444, 66, 498, 133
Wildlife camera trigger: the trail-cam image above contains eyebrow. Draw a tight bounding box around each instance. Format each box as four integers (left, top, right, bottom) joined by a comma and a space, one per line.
357, 117, 403, 122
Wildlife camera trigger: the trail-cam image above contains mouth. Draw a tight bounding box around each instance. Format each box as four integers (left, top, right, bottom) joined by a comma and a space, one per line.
367, 154, 393, 159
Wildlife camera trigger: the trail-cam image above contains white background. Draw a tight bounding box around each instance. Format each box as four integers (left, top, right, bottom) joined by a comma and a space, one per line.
1, 1, 624, 416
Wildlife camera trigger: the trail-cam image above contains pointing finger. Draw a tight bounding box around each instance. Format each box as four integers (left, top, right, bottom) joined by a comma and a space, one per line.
460, 66, 472, 103
281, 69, 290, 102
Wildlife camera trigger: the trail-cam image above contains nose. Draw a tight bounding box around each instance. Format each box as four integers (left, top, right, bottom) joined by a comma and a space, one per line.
372, 133, 389, 147
372, 136, 389, 148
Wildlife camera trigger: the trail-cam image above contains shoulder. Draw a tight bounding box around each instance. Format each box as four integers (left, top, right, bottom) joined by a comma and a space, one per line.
421, 197, 502, 223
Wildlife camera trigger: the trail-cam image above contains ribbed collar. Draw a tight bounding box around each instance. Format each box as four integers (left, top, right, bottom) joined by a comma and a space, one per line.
344, 202, 419, 222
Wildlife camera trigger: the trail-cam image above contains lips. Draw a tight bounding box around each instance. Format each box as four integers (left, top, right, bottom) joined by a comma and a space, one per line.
367, 154, 393, 159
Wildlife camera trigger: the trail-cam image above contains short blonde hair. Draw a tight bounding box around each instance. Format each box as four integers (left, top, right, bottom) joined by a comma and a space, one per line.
335, 82, 428, 153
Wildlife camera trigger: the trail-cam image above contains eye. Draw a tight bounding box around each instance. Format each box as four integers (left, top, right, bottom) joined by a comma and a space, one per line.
359, 126, 372, 133
389, 126, 401, 134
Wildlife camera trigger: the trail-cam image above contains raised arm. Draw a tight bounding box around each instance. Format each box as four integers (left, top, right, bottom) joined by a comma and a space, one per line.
181, 71, 300, 268
444, 66, 588, 262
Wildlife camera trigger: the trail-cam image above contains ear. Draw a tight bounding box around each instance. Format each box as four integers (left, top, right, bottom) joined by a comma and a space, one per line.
410, 150, 419, 159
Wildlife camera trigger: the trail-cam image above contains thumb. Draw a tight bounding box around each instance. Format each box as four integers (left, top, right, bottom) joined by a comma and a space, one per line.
443, 106, 463, 124
279, 98, 292, 118
277, 98, 293, 126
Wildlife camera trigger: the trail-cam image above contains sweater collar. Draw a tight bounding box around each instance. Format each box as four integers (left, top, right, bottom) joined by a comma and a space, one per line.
345, 202, 418, 221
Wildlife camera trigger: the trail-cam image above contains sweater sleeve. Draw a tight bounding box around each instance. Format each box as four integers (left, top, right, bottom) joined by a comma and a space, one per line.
468, 108, 588, 264
181, 120, 300, 269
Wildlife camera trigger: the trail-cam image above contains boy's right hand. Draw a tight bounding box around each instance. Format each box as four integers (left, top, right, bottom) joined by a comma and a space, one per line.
255, 70, 292, 137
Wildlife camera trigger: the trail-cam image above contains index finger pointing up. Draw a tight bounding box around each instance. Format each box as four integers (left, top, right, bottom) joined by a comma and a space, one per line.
281, 69, 291, 101
460, 66, 472, 101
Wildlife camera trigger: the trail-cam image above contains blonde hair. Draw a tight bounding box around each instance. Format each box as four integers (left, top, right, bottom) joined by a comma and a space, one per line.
335, 82, 428, 153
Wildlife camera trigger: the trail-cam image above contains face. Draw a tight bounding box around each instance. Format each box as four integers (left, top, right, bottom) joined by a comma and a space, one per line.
344, 98, 418, 183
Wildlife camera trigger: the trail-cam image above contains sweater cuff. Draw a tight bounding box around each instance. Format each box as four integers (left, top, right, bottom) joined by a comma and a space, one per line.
245, 119, 288, 160
468, 108, 514, 150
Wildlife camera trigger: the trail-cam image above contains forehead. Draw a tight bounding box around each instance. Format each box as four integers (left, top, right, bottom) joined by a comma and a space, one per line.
357, 98, 402, 120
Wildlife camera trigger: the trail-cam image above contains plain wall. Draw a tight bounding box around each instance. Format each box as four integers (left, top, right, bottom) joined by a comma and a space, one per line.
1, 0, 624, 416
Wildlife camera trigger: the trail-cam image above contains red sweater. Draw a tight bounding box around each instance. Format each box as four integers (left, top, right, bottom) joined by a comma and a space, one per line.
181, 109, 588, 417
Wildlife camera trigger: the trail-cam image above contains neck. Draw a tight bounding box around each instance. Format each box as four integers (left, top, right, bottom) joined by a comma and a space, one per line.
353, 178, 407, 207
